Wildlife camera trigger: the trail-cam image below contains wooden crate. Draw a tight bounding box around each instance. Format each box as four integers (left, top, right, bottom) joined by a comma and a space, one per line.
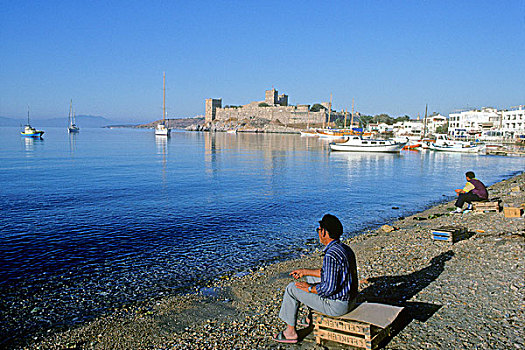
313, 303, 404, 350
431, 226, 468, 243
472, 201, 500, 213
504, 207, 522, 218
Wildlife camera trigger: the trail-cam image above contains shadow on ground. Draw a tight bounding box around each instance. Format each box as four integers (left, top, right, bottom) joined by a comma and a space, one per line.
298, 251, 454, 349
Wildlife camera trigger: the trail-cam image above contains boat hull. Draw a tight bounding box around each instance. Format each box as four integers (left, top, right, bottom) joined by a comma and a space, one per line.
428, 143, 484, 153
330, 141, 406, 153
21, 131, 44, 138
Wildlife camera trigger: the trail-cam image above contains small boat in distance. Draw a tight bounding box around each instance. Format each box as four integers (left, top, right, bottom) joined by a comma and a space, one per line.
300, 129, 318, 137
330, 136, 407, 153
155, 72, 171, 137
428, 143, 485, 153
226, 129, 237, 134
68, 100, 79, 133
20, 108, 44, 138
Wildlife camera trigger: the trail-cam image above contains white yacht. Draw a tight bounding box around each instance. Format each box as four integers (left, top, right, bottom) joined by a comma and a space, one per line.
330, 136, 407, 153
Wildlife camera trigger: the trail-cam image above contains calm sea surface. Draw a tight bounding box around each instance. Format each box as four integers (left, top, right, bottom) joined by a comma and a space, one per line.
0, 126, 523, 344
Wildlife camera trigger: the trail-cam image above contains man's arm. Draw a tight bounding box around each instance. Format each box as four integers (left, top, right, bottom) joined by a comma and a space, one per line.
290, 268, 321, 279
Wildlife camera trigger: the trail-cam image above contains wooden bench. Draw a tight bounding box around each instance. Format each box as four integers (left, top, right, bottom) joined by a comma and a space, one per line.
313, 302, 404, 349
472, 201, 500, 213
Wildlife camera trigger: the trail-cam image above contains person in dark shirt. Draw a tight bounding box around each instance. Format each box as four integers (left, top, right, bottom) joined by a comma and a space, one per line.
272, 214, 358, 344
453, 171, 488, 213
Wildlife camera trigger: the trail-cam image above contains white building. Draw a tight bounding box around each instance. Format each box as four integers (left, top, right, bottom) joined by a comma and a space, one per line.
448, 107, 500, 138
424, 114, 448, 135
393, 120, 423, 138
500, 105, 525, 139
367, 122, 392, 134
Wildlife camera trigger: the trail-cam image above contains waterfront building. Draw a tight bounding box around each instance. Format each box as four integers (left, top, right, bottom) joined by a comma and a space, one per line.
393, 120, 424, 138
500, 105, 524, 139
448, 107, 500, 138
424, 114, 448, 135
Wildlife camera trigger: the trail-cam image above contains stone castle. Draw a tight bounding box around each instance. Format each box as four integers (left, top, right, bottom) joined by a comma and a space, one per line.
205, 88, 329, 125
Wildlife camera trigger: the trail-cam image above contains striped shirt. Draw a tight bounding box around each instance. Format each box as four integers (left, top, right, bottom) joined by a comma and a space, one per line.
316, 240, 358, 301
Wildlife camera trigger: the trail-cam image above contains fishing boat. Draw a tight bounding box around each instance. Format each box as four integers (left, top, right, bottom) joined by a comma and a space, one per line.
20, 108, 44, 138
428, 142, 485, 153
67, 100, 79, 133
155, 72, 171, 136
330, 136, 407, 153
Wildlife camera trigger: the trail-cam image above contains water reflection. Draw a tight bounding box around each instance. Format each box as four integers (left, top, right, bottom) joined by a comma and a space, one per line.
22, 137, 43, 156
155, 135, 168, 185
68, 132, 78, 156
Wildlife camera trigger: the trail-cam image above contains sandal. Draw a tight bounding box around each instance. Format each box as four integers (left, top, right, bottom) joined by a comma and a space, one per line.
272, 331, 298, 344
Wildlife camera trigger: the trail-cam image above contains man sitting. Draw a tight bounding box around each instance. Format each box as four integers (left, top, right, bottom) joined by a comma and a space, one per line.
272, 214, 358, 344
453, 171, 488, 213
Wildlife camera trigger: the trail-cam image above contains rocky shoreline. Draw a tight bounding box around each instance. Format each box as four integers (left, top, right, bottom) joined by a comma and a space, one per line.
24, 173, 524, 350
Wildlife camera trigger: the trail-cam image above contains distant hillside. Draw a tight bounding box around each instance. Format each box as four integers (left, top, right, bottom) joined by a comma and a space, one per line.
0, 116, 23, 126
38, 115, 114, 127
129, 117, 205, 129
0, 115, 114, 127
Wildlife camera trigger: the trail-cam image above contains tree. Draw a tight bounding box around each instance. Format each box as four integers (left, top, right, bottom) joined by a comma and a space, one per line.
310, 103, 326, 112
258, 102, 270, 107
358, 115, 373, 128
435, 124, 448, 134
373, 113, 393, 124
394, 115, 410, 123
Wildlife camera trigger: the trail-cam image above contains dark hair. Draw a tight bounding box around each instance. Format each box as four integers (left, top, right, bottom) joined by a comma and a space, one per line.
465, 171, 475, 179
319, 214, 343, 239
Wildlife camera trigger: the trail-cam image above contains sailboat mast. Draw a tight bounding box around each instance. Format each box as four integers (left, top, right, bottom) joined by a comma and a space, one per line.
27, 106, 30, 125
307, 109, 310, 129
423, 104, 428, 137
328, 93, 332, 128
163, 72, 166, 122
69, 99, 73, 125
351, 98, 355, 129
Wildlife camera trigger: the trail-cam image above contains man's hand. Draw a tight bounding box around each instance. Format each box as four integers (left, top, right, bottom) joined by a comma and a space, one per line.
290, 269, 305, 279
294, 281, 310, 292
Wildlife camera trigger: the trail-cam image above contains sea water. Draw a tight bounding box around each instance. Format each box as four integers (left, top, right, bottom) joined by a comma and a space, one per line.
0, 126, 523, 344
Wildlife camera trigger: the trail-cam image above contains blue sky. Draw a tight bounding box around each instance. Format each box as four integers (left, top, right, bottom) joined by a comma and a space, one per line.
1, 0, 524, 123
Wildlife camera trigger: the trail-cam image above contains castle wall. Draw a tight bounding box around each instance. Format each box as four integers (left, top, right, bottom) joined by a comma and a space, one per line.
214, 105, 326, 125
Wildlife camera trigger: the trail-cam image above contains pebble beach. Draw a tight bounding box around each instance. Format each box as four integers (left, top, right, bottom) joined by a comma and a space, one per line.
23, 172, 524, 350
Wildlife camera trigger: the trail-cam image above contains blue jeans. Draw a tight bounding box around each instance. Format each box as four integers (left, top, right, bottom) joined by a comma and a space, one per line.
278, 276, 355, 327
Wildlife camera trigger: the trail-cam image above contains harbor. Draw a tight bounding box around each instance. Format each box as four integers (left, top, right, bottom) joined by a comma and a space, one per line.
1, 128, 523, 349
22, 171, 524, 349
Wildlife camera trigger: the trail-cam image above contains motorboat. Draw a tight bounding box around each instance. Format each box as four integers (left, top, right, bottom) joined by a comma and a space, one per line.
330, 136, 407, 153
20, 109, 44, 138
428, 142, 485, 153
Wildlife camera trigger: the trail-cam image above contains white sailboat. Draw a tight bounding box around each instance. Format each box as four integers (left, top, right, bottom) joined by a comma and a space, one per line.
155, 72, 171, 136
68, 100, 79, 133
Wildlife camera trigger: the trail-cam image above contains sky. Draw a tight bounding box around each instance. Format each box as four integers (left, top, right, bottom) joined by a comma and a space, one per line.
1, 0, 524, 123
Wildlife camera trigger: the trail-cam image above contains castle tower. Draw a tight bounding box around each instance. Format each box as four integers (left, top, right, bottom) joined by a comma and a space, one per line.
265, 88, 278, 106
205, 98, 222, 123
278, 93, 288, 106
